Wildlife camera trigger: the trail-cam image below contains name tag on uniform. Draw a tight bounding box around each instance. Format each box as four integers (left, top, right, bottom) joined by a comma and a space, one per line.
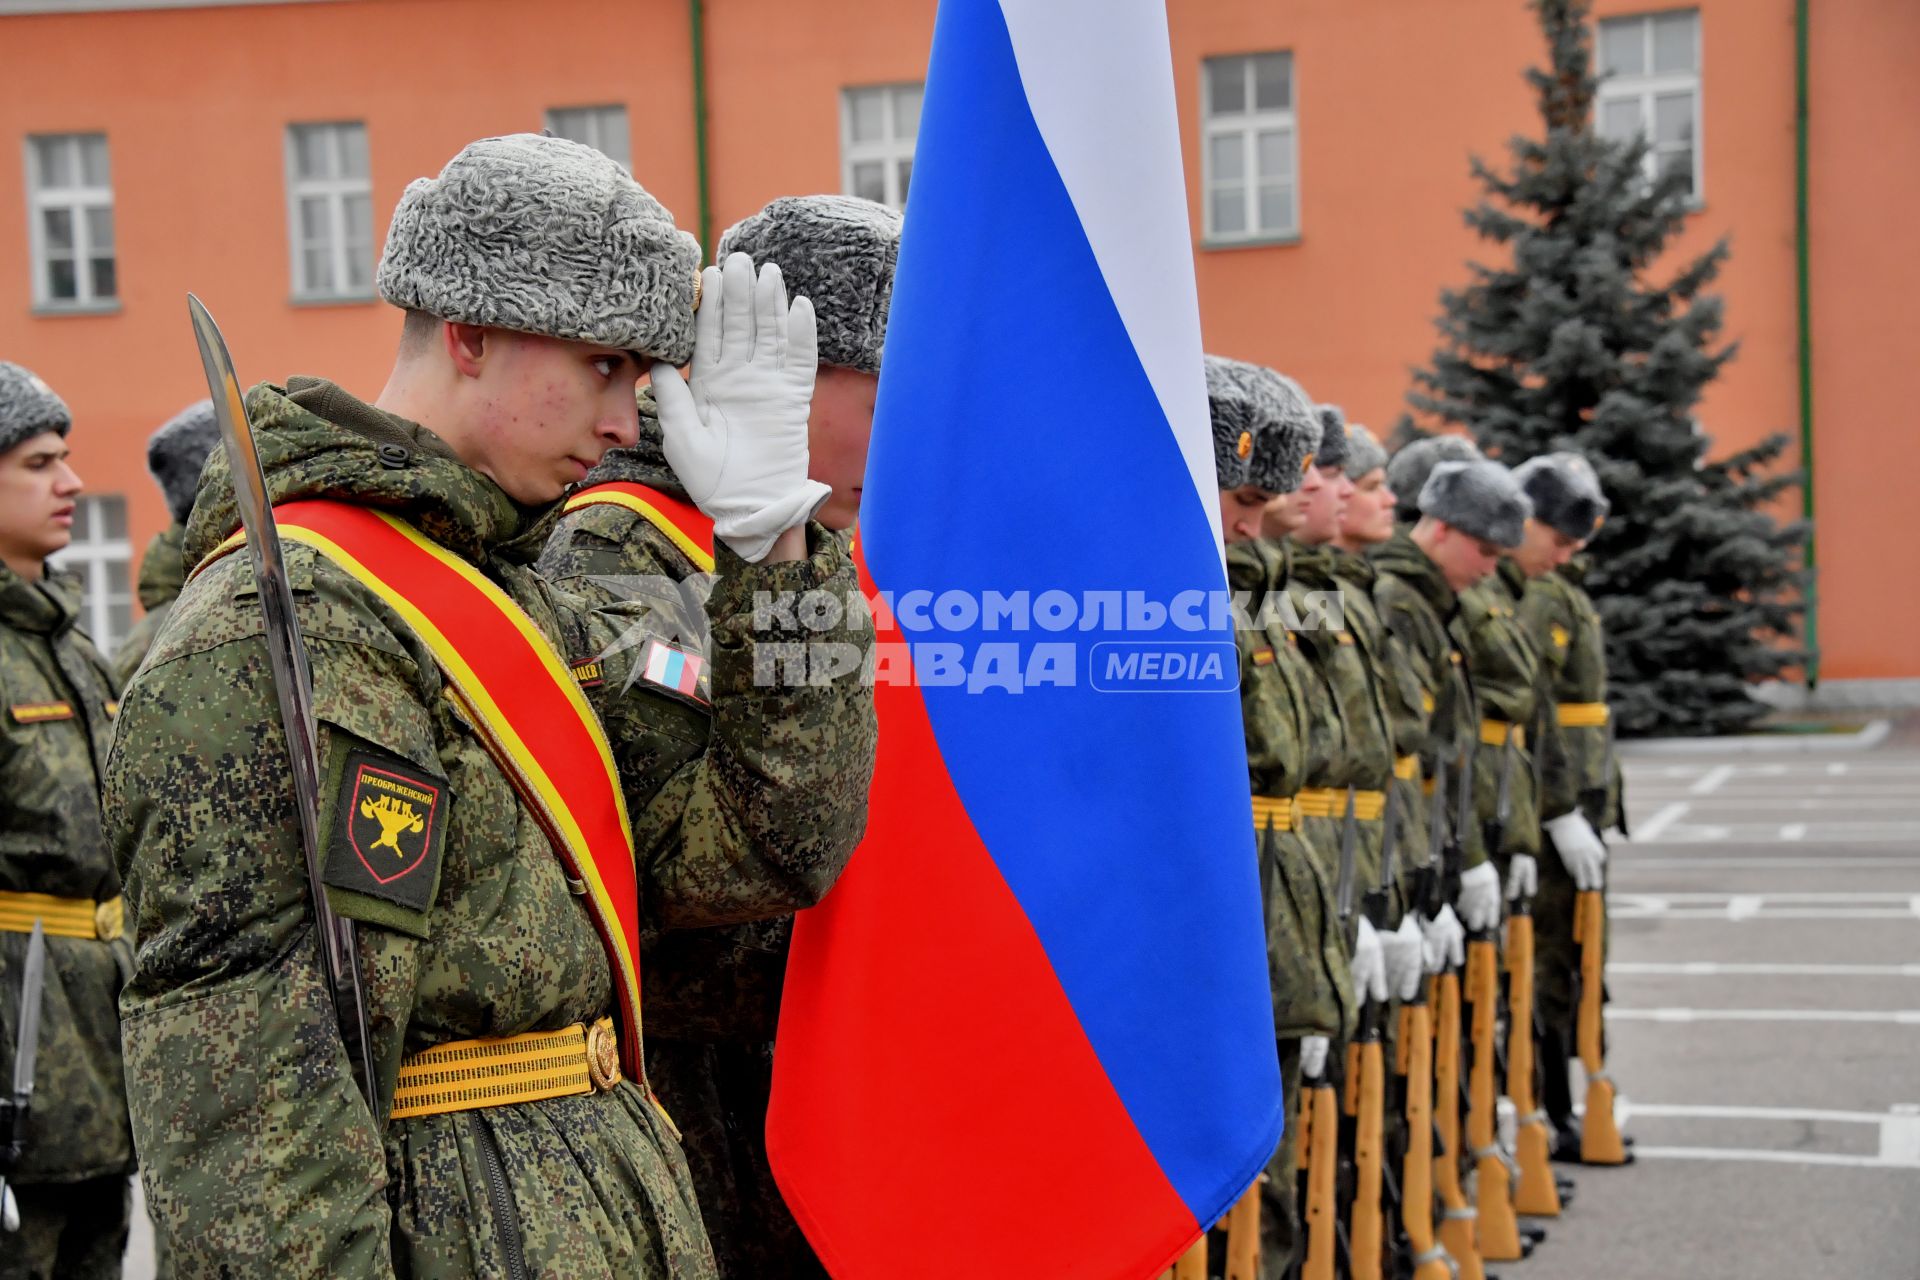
10, 702, 73, 724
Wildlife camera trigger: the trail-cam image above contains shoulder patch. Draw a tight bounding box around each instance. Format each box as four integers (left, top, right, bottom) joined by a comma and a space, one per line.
570, 657, 606, 689
324, 747, 448, 921
1551, 624, 1571, 650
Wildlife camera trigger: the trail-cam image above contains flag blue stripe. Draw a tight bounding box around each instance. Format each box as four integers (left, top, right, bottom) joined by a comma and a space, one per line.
863, 0, 1281, 1220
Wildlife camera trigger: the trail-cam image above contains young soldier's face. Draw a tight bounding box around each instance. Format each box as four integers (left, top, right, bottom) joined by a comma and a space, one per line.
1513, 518, 1578, 577
1220, 485, 1278, 544
1339, 467, 1396, 546
1431, 523, 1504, 591
1294, 464, 1353, 544
451, 327, 643, 505
0, 431, 83, 571
808, 367, 878, 531
1261, 465, 1316, 538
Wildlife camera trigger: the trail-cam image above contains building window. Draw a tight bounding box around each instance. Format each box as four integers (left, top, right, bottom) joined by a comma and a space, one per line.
285, 122, 374, 302
1597, 10, 1701, 200
49, 495, 132, 653
1201, 52, 1299, 244
546, 105, 631, 172
840, 84, 921, 211
25, 133, 117, 310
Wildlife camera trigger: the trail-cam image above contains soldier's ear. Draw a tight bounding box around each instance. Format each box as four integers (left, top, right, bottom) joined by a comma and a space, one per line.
445, 323, 492, 379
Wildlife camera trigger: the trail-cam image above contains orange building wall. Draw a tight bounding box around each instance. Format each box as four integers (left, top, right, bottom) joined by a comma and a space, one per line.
0, 0, 1911, 680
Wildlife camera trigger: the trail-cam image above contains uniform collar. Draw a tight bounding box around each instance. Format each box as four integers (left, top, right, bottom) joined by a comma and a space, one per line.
0, 561, 77, 636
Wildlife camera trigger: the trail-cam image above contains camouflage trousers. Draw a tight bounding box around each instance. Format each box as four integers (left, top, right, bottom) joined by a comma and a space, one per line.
646, 1038, 825, 1280
0, 1174, 129, 1280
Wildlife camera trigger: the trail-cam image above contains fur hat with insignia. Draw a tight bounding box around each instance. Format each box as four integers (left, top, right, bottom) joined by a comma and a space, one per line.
148, 399, 220, 525
1418, 459, 1533, 549
1513, 451, 1610, 540
1388, 433, 1482, 523
1343, 423, 1388, 480
1205, 356, 1317, 492
1313, 404, 1350, 472
716, 195, 902, 375
1247, 372, 1322, 493
0, 362, 72, 457
377, 134, 702, 363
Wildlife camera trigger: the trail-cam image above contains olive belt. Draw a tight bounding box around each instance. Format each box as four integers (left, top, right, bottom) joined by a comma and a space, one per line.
1556, 701, 1611, 728
1479, 719, 1525, 748
0, 891, 124, 941
1252, 794, 1301, 833
1296, 787, 1387, 821
391, 1017, 622, 1121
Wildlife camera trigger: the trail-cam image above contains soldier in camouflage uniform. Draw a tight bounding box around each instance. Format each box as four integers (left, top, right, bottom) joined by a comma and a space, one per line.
107, 136, 874, 1279
1508, 454, 1629, 1161
1205, 355, 1339, 1279
0, 363, 135, 1280
539, 193, 899, 1279
112, 400, 219, 686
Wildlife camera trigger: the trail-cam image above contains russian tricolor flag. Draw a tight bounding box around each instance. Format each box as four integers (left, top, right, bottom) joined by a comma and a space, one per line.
767, 2, 1282, 1276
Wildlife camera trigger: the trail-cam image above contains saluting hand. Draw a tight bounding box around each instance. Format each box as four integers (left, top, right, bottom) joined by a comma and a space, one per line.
654, 252, 830, 563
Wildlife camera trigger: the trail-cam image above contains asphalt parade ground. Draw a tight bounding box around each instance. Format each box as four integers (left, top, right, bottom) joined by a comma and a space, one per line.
124, 719, 1920, 1279
1518, 718, 1920, 1280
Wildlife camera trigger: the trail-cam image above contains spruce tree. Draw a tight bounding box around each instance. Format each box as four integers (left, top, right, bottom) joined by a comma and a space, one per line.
1401, 0, 1809, 736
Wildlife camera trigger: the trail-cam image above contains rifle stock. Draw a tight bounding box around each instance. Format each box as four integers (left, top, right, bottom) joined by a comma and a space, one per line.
1348, 1037, 1386, 1280
1575, 889, 1628, 1164
1302, 1076, 1341, 1280
1506, 905, 1562, 1215
1430, 971, 1485, 1280
1398, 1000, 1452, 1280
1224, 1182, 1261, 1280
1170, 1237, 1206, 1280
1465, 937, 1525, 1261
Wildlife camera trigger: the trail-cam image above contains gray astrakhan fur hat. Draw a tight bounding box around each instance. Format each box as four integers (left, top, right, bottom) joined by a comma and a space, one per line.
148, 399, 220, 525
0, 362, 71, 456
1205, 356, 1317, 493
376, 134, 701, 363
1313, 405, 1350, 472
716, 195, 902, 375
1388, 433, 1482, 523
1247, 372, 1322, 494
1343, 423, 1388, 480
1513, 451, 1609, 540
1418, 459, 1533, 549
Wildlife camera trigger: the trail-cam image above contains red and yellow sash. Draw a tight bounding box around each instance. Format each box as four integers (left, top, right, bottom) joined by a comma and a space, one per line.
199, 502, 647, 1079
563, 481, 715, 572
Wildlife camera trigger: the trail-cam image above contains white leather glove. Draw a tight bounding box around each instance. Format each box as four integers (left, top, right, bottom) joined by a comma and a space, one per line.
1386, 916, 1427, 1001
1299, 1034, 1331, 1081
1505, 852, 1539, 902
1351, 917, 1388, 1005
652, 253, 829, 563
1458, 861, 1501, 932
1421, 904, 1466, 972
1546, 812, 1608, 891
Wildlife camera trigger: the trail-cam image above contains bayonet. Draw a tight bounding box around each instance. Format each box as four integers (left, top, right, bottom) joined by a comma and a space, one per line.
0, 923, 47, 1232
1365, 785, 1396, 929
1334, 786, 1360, 947
1418, 754, 1448, 917
188, 295, 375, 1107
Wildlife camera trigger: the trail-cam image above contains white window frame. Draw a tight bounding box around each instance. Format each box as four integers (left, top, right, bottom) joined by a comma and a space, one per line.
1596, 10, 1704, 203
48, 495, 132, 653
24, 132, 117, 311
839, 84, 921, 212
284, 122, 374, 303
545, 105, 631, 172
1199, 52, 1301, 247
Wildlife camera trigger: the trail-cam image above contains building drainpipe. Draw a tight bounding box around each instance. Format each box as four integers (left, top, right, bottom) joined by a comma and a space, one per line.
1794, 0, 1818, 688
690, 0, 714, 258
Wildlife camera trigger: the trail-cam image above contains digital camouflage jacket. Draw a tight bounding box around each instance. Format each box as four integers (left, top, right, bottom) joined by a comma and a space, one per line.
106, 379, 873, 1279
537, 395, 872, 1279
1458, 560, 1544, 862
0, 563, 133, 1185
111, 522, 187, 688
1232, 539, 1353, 1044
1531, 562, 1622, 831
1369, 529, 1487, 872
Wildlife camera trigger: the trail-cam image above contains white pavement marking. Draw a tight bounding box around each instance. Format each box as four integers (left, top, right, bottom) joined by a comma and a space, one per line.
1689, 764, 1736, 794
1634, 1147, 1920, 1171
1829, 762, 1849, 776
1624, 1103, 1896, 1125
1611, 856, 1920, 870
1609, 1008, 1920, 1025
1608, 961, 1920, 977
1779, 823, 1808, 841
1610, 890, 1920, 921
1634, 802, 1690, 841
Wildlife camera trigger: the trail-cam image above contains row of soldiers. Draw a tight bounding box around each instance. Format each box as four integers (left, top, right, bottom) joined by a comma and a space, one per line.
1199, 357, 1632, 1279
0, 127, 1630, 1280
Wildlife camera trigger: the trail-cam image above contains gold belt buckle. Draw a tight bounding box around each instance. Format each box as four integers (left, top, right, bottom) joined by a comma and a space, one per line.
585, 1018, 622, 1091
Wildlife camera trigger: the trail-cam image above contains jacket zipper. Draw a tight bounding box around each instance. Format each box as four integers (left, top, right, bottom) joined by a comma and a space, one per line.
466, 1113, 528, 1280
